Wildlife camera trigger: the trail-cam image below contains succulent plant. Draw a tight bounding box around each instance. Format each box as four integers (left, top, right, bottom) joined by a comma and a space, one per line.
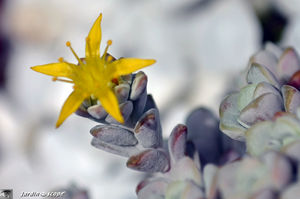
79, 71, 167, 172
220, 43, 300, 141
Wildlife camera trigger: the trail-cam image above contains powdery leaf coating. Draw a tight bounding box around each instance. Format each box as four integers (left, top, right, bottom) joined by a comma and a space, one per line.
134, 108, 162, 148
247, 63, 280, 88
250, 49, 278, 75
87, 104, 107, 120
90, 125, 137, 146
237, 84, 257, 111
130, 71, 148, 100
91, 138, 138, 157
261, 152, 293, 190
238, 93, 283, 128
203, 164, 219, 199
127, 149, 170, 173
165, 180, 205, 199
282, 85, 300, 114
253, 82, 281, 99
246, 115, 300, 156
168, 124, 188, 163
168, 157, 202, 186
219, 93, 246, 141
277, 48, 300, 82
114, 83, 130, 103
218, 152, 292, 199
136, 178, 168, 199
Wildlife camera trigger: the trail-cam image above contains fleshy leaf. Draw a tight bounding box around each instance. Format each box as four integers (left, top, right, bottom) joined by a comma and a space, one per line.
169, 157, 202, 186
247, 63, 280, 88
134, 109, 162, 148
130, 71, 148, 100
237, 84, 257, 111
203, 164, 219, 199
249, 49, 278, 75
165, 180, 204, 199
238, 93, 283, 128
282, 85, 300, 114
277, 47, 300, 82
253, 82, 281, 99
127, 149, 170, 173
168, 124, 188, 163
87, 104, 107, 120
137, 178, 168, 199
114, 83, 130, 103
219, 93, 246, 141
90, 125, 137, 146
261, 151, 293, 189
91, 137, 138, 157
246, 116, 300, 156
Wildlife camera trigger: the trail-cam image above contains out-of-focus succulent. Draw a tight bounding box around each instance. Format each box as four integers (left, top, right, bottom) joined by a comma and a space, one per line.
246, 112, 300, 156
220, 43, 300, 141
185, 107, 245, 167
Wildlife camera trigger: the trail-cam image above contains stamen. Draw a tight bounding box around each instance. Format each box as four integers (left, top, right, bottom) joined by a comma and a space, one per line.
52, 76, 73, 84
102, 40, 112, 60
66, 41, 84, 65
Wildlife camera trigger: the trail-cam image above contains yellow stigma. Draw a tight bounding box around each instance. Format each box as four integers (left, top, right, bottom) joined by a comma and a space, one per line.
107, 40, 112, 46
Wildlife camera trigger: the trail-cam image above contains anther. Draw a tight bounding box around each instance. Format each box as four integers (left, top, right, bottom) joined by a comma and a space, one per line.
58, 57, 64, 63
66, 41, 71, 47
107, 40, 112, 46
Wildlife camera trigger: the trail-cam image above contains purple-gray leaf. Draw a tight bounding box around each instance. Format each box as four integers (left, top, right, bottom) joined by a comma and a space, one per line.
134, 109, 162, 148
87, 104, 107, 120
277, 47, 300, 82
91, 138, 138, 157
127, 149, 170, 173
114, 83, 130, 103
282, 85, 300, 114
130, 71, 148, 100
90, 125, 137, 146
168, 124, 187, 163
247, 63, 280, 88
238, 93, 283, 128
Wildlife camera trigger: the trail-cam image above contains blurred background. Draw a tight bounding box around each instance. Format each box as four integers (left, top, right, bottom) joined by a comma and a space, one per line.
0, 0, 300, 198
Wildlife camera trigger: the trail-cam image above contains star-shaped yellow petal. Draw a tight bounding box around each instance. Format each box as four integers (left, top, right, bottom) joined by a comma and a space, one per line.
30, 13, 156, 128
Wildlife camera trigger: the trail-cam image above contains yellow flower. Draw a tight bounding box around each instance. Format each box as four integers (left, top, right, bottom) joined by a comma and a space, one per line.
31, 13, 156, 128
